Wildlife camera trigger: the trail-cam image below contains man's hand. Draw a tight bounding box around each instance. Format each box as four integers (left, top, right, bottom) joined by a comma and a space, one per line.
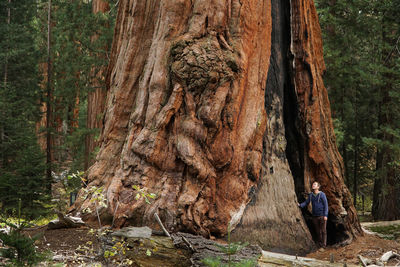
324, 216, 327, 221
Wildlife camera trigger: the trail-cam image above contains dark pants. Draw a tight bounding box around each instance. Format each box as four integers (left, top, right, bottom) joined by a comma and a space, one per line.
312, 216, 327, 247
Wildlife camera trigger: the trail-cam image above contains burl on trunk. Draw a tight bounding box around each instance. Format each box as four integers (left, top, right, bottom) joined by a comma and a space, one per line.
73, 0, 362, 253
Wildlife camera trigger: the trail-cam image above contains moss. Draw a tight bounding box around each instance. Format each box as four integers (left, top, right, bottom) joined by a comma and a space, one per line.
369, 224, 400, 240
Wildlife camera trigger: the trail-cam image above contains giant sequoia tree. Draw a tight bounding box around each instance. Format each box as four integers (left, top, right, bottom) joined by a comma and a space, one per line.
74, 0, 362, 253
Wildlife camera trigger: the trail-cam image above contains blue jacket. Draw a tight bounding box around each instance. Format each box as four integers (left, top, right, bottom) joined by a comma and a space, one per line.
300, 192, 328, 217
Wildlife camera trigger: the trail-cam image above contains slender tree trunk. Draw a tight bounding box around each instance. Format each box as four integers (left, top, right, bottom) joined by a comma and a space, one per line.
73, 0, 361, 253
353, 97, 358, 207
372, 100, 383, 218
46, 0, 53, 192
84, 0, 110, 170
1, 0, 11, 169
353, 133, 358, 208
341, 87, 349, 185
3, 0, 10, 87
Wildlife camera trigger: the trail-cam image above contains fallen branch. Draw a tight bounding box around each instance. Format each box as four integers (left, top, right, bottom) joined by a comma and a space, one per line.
380, 251, 400, 263
358, 255, 371, 267
48, 212, 85, 229
358, 251, 400, 266
182, 236, 196, 253
154, 213, 171, 239
111, 201, 119, 228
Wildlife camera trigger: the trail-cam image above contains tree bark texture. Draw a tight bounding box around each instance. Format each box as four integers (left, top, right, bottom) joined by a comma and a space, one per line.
288, 0, 361, 243
74, 0, 362, 253
84, 0, 110, 170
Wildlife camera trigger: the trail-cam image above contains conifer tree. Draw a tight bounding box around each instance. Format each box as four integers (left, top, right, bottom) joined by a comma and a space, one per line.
40, 0, 115, 172
0, 0, 49, 219
315, 0, 400, 218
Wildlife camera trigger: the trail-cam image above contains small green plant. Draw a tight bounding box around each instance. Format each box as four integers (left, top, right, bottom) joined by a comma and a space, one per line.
132, 185, 157, 204
0, 200, 48, 266
81, 185, 107, 228
202, 225, 257, 267
67, 171, 86, 192
202, 257, 223, 267
103, 239, 134, 266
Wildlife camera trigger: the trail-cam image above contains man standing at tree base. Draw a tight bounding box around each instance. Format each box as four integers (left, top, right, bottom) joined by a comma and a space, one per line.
298, 181, 329, 248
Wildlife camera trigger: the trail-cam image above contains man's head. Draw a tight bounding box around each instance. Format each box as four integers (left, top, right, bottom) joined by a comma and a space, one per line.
312, 181, 320, 191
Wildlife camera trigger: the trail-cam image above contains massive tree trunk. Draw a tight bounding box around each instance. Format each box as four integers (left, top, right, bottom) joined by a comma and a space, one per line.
84, 0, 109, 170
73, 0, 362, 253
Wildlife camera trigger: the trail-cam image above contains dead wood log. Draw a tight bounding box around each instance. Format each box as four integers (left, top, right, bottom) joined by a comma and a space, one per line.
380, 250, 400, 263
98, 227, 261, 267
47, 212, 85, 229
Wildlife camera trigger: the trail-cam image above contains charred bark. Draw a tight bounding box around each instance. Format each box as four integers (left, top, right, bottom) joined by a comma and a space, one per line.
73, 0, 361, 253
289, 0, 362, 244
231, 0, 314, 254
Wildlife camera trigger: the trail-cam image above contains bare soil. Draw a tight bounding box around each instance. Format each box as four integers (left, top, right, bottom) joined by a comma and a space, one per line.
308, 233, 400, 265
23, 226, 101, 265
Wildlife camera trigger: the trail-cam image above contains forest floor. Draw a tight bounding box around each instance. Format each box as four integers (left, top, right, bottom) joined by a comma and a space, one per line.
15, 220, 400, 266
308, 220, 400, 266
24, 226, 102, 266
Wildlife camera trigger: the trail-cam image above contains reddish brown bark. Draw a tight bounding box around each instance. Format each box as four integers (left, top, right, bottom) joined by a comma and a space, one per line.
36, 63, 48, 152
289, 0, 361, 242
73, 0, 361, 253
84, 0, 109, 170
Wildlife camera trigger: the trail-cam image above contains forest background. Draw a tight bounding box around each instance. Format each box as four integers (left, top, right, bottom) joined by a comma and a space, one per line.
0, 0, 399, 222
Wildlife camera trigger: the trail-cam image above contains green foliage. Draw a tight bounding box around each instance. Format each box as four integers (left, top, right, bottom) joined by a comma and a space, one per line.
47, 0, 116, 171
202, 257, 223, 267
214, 241, 249, 257
103, 238, 135, 266
0, 212, 48, 266
315, 0, 400, 214
369, 224, 400, 240
81, 185, 107, 227
202, 256, 257, 267
202, 226, 257, 267
66, 170, 86, 193
132, 185, 157, 204
0, 0, 50, 219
